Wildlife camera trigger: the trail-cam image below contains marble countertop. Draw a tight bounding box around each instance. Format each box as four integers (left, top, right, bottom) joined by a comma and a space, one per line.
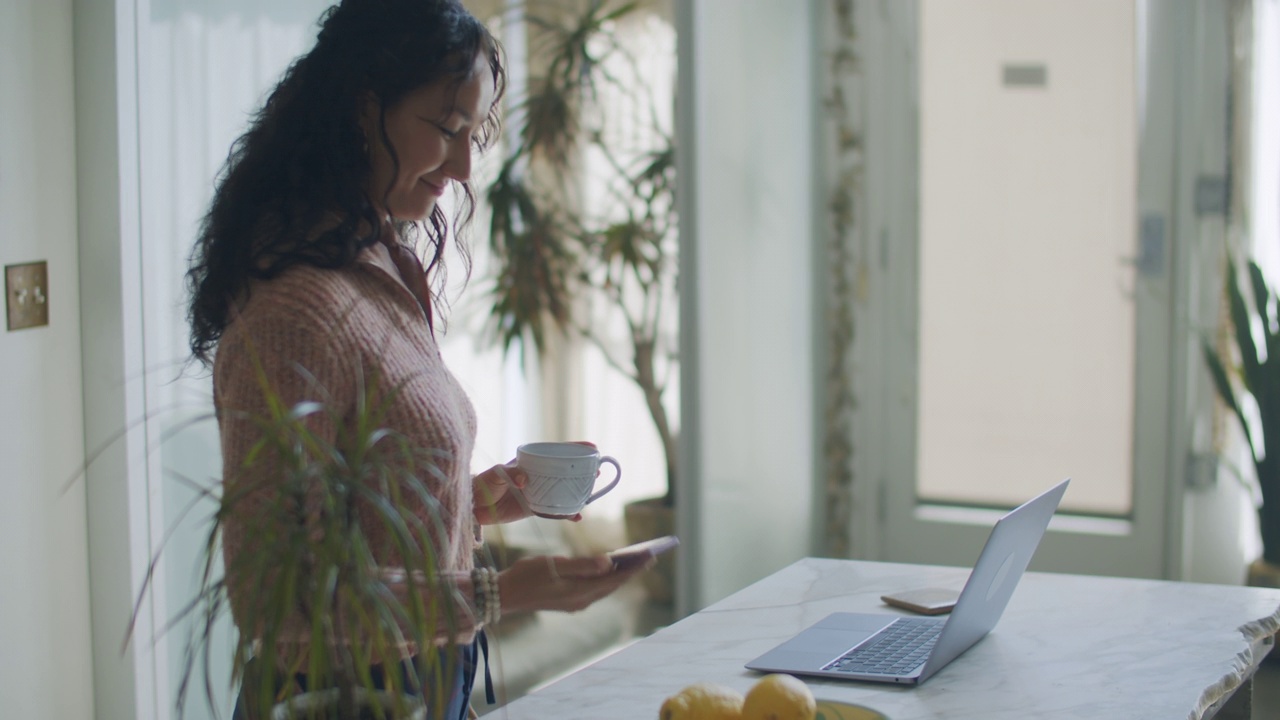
491, 558, 1280, 720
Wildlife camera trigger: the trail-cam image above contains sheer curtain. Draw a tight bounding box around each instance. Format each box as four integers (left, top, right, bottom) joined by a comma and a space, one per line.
136, 3, 345, 717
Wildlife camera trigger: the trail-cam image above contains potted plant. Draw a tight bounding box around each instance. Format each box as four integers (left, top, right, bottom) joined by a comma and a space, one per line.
129, 354, 470, 719
1202, 252, 1280, 587
480, 1, 679, 599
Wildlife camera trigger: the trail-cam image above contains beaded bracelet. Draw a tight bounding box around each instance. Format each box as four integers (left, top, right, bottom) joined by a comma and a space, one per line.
483, 567, 501, 625
470, 567, 501, 626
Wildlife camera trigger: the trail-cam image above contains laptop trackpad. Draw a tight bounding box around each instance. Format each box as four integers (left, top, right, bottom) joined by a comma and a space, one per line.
781, 613, 892, 657
747, 613, 896, 672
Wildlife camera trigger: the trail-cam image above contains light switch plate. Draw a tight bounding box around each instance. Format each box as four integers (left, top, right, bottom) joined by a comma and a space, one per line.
6, 261, 49, 331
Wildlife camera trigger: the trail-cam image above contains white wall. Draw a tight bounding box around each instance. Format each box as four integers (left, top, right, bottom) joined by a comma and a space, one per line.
0, 0, 96, 717
678, 0, 817, 610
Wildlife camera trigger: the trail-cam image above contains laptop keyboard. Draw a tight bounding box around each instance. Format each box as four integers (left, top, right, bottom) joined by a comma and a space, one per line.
823, 617, 944, 675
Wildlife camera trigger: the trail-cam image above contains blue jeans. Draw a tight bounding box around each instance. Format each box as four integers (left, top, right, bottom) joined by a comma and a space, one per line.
232, 640, 478, 720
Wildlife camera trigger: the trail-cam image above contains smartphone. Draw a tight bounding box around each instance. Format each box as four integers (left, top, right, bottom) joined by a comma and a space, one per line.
879, 587, 959, 615
608, 535, 680, 572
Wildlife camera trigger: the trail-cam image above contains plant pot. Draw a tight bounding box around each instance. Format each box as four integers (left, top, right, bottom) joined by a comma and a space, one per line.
270, 689, 425, 720
1247, 557, 1280, 588
623, 496, 676, 604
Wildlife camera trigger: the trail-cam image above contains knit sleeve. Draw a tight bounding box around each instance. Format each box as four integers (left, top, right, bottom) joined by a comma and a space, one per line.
212, 286, 357, 634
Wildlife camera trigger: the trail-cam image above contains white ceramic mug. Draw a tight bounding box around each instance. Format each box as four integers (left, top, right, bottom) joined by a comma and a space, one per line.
516, 442, 622, 517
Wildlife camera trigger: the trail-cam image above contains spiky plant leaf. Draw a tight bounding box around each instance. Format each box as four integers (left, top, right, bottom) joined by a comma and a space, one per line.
485, 160, 582, 355
128, 340, 469, 719
1225, 260, 1261, 397
1203, 340, 1256, 461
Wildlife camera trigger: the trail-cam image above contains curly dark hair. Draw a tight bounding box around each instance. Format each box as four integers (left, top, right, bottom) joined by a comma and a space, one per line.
186, 0, 506, 365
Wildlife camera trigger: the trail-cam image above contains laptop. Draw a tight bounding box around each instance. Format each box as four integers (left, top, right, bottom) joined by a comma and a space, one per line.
745, 478, 1069, 685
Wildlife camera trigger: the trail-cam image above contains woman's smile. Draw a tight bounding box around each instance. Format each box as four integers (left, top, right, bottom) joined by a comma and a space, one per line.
420, 177, 446, 197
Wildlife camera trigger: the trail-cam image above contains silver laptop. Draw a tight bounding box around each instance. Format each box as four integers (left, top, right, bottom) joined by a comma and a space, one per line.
746, 478, 1069, 685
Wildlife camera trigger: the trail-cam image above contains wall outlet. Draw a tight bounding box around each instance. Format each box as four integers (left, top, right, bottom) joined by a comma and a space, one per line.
6, 261, 49, 331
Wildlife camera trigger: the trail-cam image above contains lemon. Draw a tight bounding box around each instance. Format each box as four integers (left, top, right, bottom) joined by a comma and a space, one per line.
659, 682, 745, 720
741, 673, 817, 720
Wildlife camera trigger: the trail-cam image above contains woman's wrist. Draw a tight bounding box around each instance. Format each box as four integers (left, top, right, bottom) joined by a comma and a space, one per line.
494, 567, 530, 617
470, 566, 501, 626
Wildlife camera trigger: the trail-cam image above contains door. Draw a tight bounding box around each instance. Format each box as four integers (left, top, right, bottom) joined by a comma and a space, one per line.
858, 0, 1218, 578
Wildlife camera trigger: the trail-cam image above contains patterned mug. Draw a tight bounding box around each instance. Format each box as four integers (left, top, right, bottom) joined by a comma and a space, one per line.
515, 442, 622, 518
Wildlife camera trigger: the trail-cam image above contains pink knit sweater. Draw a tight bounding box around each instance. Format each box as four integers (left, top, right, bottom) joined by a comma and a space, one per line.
213, 242, 480, 653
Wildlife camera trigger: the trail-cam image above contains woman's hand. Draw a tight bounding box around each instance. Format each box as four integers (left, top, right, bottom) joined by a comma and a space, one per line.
497, 554, 652, 616
473, 441, 596, 525
472, 461, 538, 525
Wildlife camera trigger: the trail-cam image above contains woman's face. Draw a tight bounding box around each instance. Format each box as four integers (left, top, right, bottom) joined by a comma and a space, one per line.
362, 52, 496, 223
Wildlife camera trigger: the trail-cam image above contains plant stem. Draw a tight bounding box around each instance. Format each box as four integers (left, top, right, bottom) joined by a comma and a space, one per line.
633, 336, 677, 504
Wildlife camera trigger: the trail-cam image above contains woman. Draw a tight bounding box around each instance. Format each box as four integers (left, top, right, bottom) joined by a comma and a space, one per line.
186, 1, 649, 717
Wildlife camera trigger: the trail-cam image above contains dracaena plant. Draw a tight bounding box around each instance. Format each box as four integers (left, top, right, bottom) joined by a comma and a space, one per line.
128, 354, 470, 719
483, 0, 679, 506
1202, 254, 1280, 566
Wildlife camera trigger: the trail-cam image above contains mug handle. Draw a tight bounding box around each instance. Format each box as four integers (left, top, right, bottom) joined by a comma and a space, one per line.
585, 456, 622, 505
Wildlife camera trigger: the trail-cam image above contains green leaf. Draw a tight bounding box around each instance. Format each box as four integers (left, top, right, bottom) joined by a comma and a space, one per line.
484, 160, 582, 358
1203, 339, 1258, 462
1227, 258, 1263, 389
